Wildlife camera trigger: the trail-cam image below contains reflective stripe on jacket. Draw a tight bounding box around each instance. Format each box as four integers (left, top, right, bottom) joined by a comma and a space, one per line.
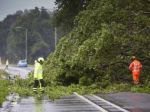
129, 60, 142, 73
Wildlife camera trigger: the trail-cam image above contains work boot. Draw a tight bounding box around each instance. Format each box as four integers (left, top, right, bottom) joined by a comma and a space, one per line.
40, 88, 45, 93
33, 88, 37, 92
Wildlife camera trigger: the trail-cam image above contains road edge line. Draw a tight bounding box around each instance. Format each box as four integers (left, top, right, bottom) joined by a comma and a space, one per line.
93, 95, 129, 112
73, 92, 108, 112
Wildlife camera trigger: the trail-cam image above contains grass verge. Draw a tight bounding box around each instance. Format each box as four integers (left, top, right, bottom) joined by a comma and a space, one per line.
7, 78, 150, 101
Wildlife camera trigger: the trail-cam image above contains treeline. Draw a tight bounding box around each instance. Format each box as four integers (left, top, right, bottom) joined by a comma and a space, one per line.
44, 0, 150, 87
0, 7, 55, 63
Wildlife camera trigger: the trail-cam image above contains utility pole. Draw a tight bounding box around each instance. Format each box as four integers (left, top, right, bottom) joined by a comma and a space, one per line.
55, 27, 57, 49
25, 29, 28, 62
15, 27, 28, 62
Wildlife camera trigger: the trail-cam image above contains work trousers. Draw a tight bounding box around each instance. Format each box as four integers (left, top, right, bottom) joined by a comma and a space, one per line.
33, 79, 45, 92
132, 72, 140, 85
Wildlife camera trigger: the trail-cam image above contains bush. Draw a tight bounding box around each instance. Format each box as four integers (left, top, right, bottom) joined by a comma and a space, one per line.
0, 80, 9, 106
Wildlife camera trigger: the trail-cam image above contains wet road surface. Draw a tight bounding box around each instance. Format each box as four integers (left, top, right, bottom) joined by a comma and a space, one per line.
1, 89, 150, 112
98, 92, 150, 112
5, 66, 33, 79
10, 97, 58, 112
0, 65, 33, 79
53, 94, 101, 112
9, 94, 101, 112
1, 93, 131, 112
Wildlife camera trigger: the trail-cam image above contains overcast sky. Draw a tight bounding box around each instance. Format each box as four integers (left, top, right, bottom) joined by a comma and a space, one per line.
0, 0, 56, 21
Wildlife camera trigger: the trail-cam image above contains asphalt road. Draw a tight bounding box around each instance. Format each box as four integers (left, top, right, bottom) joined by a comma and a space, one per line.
1, 92, 150, 112
0, 65, 33, 79
98, 92, 150, 112
10, 94, 102, 112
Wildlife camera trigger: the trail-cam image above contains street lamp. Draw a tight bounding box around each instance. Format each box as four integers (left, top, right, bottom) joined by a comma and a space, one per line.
15, 26, 28, 62
39, 8, 57, 49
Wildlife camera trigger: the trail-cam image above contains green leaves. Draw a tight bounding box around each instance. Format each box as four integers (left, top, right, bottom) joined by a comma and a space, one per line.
45, 0, 150, 87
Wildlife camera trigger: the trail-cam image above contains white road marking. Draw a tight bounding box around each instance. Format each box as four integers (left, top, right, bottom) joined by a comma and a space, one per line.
73, 92, 108, 112
93, 95, 129, 112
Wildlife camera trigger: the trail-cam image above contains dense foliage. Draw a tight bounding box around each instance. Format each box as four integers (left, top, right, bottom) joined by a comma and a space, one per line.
45, 0, 150, 87
0, 12, 21, 62
0, 80, 9, 106
53, 0, 91, 39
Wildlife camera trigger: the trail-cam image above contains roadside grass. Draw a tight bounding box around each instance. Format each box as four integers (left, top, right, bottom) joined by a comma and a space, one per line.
0, 79, 10, 106
6, 78, 150, 101
102, 83, 150, 93
0, 70, 10, 106
45, 84, 100, 100
0, 80, 9, 106
131, 85, 150, 93
45, 83, 150, 100
10, 79, 34, 96
10, 85, 33, 96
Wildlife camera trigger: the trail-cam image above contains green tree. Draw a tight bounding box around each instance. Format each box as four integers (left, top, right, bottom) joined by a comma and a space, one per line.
45, 0, 150, 86
54, 0, 91, 38
4, 7, 55, 63
0, 12, 22, 61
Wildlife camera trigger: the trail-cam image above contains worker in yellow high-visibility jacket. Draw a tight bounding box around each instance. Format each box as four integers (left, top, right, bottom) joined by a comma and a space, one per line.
33, 57, 45, 93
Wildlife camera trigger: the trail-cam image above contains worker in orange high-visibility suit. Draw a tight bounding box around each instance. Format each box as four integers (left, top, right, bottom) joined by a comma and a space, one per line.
129, 56, 142, 85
